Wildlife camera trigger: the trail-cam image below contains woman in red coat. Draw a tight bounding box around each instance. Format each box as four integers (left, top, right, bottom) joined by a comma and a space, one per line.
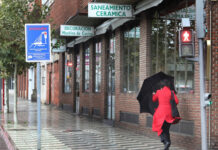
152, 80, 181, 150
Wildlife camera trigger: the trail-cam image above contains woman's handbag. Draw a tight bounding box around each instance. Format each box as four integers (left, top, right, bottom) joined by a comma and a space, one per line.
170, 91, 180, 118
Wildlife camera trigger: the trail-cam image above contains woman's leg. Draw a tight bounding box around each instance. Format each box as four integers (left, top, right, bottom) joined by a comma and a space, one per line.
164, 122, 171, 143
161, 121, 171, 150
160, 133, 165, 144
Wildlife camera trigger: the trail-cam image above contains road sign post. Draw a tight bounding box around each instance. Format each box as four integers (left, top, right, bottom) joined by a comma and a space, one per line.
25, 24, 51, 150
36, 62, 41, 150
196, 0, 208, 149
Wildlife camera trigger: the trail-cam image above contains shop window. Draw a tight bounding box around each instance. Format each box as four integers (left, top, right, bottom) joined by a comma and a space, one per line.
122, 26, 140, 93
151, 6, 195, 93
83, 46, 90, 92
95, 41, 102, 92
108, 36, 116, 93
64, 53, 72, 93
76, 53, 80, 91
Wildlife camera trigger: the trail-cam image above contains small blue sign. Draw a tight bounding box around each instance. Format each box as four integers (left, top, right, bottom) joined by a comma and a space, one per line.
25, 24, 51, 62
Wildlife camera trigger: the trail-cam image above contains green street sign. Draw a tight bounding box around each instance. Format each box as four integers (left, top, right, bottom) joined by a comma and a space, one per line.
88, 3, 133, 18
60, 25, 94, 37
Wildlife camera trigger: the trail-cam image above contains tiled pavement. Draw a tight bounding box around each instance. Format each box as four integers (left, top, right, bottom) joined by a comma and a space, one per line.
0, 94, 186, 150
0, 132, 9, 150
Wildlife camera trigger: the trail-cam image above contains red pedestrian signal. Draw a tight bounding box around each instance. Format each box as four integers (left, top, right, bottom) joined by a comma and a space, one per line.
181, 30, 192, 43
179, 29, 194, 57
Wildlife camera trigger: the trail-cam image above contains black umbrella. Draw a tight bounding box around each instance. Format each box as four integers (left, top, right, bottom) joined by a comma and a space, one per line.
137, 71, 176, 115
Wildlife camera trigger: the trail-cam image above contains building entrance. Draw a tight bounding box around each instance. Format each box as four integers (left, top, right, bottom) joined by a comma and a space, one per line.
106, 36, 116, 120
75, 52, 80, 114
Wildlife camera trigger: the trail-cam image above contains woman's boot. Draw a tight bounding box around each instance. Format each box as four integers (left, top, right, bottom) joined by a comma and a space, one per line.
160, 133, 165, 144
164, 141, 171, 150
164, 136, 171, 150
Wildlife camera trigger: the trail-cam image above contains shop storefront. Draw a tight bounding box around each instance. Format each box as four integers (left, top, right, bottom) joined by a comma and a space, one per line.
56, 0, 217, 149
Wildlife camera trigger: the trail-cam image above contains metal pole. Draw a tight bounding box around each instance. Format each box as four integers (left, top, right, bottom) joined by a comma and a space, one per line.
196, 0, 208, 149
199, 39, 207, 150
37, 63, 41, 150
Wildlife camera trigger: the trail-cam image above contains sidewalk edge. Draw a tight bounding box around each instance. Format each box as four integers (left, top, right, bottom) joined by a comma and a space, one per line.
0, 125, 18, 150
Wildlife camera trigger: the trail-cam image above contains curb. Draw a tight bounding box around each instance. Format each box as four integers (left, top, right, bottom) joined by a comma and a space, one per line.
0, 125, 18, 150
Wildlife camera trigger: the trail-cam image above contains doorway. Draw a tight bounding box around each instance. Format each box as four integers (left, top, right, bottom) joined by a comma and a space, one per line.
107, 36, 116, 120
75, 52, 80, 114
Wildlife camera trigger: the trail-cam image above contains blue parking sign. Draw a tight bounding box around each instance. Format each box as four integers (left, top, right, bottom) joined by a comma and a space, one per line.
25, 24, 51, 62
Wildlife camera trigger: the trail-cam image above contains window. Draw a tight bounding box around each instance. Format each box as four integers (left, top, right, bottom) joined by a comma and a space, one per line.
95, 41, 102, 92
84, 46, 90, 92
64, 53, 72, 93
108, 36, 116, 93
151, 6, 195, 93
76, 53, 80, 91
122, 26, 140, 92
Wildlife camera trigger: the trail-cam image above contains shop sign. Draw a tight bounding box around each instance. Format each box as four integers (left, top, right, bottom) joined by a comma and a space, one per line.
162, 5, 195, 20
60, 25, 94, 37
88, 3, 133, 18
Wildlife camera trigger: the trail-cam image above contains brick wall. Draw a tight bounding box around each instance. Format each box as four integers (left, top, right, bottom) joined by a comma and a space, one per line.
17, 70, 28, 99
114, 28, 122, 121
210, 1, 218, 149
46, 64, 51, 104
78, 38, 106, 118
52, 61, 60, 105
79, 0, 92, 13
47, 0, 79, 29
46, 0, 90, 29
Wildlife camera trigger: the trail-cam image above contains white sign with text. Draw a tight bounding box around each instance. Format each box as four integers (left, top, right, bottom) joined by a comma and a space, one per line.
88, 3, 133, 18
60, 25, 94, 37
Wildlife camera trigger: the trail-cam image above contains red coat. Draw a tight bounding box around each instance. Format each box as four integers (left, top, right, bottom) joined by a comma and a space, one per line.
152, 86, 181, 135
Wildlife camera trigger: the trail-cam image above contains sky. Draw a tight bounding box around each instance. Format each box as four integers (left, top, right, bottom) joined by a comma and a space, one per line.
42, 0, 47, 4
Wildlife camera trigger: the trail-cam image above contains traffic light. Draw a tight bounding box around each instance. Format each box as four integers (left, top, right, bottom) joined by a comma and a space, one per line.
204, 93, 212, 107
179, 28, 195, 57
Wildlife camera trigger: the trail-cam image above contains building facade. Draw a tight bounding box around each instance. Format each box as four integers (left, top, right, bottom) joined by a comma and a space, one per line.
17, 0, 218, 149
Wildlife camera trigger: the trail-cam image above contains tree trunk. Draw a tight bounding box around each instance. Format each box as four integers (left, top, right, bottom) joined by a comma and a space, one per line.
14, 62, 17, 113
4, 79, 9, 113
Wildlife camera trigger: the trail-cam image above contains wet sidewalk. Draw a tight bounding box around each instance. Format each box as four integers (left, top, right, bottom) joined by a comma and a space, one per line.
0, 94, 186, 150
0, 130, 9, 150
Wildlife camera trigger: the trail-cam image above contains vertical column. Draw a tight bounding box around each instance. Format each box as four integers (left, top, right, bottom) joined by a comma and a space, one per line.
138, 12, 152, 127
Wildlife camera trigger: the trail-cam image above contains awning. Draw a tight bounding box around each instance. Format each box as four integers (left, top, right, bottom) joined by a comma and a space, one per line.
65, 13, 106, 27
67, 18, 132, 47
67, 0, 163, 48
95, 18, 134, 36
67, 36, 93, 48
134, 0, 163, 15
